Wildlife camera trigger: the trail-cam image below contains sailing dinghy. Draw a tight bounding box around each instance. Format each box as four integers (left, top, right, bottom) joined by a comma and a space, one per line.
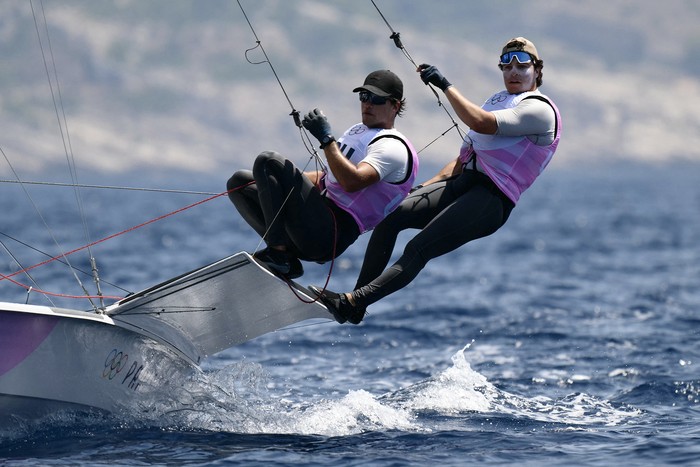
0, 252, 332, 423
0, 1, 342, 424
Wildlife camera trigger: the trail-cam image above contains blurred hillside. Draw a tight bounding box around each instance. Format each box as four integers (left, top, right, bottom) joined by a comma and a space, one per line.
1, 0, 699, 180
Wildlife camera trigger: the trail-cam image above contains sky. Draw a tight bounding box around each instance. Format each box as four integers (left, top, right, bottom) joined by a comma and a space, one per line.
1, 0, 699, 180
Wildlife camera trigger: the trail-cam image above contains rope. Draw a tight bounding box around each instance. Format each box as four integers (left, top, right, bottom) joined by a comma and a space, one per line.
0, 238, 56, 306
369, 0, 465, 147
0, 272, 122, 301
234, 1, 339, 303
237, 0, 298, 126
283, 206, 338, 305
0, 179, 221, 196
0, 231, 131, 294
1, 178, 337, 306
0, 144, 98, 301
236, 0, 324, 172
0, 187, 237, 301
4, 3, 353, 308
31, 0, 103, 309
237, 177, 337, 306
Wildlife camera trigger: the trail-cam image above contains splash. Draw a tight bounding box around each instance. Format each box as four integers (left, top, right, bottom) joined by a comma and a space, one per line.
124, 360, 418, 436
149, 342, 640, 435
394, 343, 492, 414
291, 390, 419, 437
136, 343, 641, 434
4, 344, 641, 437
674, 380, 700, 404
390, 344, 642, 427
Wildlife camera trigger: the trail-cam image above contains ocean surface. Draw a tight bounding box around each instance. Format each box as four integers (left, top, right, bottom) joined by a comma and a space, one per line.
1, 162, 699, 466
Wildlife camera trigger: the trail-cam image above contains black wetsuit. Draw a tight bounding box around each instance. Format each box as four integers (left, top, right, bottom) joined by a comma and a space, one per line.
227, 151, 359, 263
351, 168, 514, 308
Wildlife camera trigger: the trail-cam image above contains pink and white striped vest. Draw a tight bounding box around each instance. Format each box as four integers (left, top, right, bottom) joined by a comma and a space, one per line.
324, 124, 419, 233
460, 90, 561, 204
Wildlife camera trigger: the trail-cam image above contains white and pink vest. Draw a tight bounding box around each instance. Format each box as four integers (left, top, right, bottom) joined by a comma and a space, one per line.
323, 124, 419, 233
459, 90, 562, 204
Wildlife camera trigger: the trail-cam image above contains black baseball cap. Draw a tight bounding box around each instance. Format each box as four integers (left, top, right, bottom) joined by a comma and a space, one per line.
353, 70, 403, 100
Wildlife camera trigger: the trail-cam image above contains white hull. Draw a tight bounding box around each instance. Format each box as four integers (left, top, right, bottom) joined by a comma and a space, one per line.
0, 302, 197, 422
0, 252, 331, 422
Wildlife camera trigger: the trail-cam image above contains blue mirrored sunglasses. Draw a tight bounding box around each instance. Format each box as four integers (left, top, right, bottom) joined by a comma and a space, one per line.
499, 51, 533, 65
359, 90, 389, 105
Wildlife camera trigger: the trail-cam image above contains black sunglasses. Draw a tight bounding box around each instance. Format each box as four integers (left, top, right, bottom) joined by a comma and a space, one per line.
359, 91, 391, 105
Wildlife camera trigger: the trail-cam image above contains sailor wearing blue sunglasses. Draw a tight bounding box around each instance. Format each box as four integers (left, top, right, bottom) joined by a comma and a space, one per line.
311, 38, 562, 325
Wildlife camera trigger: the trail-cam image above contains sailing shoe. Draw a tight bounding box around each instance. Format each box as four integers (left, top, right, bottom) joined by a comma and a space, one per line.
253, 247, 292, 275
253, 247, 304, 279
308, 285, 366, 324
286, 257, 304, 280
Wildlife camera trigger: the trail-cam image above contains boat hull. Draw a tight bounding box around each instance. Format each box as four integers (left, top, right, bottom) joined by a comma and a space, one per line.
0, 302, 198, 423
0, 252, 332, 423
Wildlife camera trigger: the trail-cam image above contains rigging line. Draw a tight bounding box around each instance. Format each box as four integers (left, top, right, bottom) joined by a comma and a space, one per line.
36, 0, 92, 250
369, 0, 418, 67
285, 206, 338, 305
235, 1, 334, 262
235, 0, 326, 170
1, 184, 252, 300
0, 238, 57, 307
368, 0, 465, 142
0, 231, 131, 294
0, 271, 121, 301
0, 145, 95, 305
417, 123, 460, 154
0, 188, 231, 283
0, 179, 220, 196
30, 0, 98, 310
39, 0, 108, 310
236, 0, 299, 126
233, 4, 338, 289
253, 183, 296, 253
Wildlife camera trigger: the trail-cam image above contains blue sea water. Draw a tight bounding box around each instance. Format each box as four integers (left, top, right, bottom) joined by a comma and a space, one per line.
1, 162, 699, 466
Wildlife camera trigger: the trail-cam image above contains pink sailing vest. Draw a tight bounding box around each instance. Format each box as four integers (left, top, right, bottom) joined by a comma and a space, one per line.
324, 124, 419, 233
459, 90, 562, 204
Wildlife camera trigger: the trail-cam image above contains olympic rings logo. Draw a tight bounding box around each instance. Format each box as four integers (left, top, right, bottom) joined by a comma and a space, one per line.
103, 349, 129, 380
347, 124, 367, 136
488, 92, 509, 105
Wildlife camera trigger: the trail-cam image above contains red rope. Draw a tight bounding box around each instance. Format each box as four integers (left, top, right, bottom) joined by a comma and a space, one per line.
0, 272, 122, 300
285, 204, 338, 305
3, 190, 237, 282
1, 186, 245, 299
1, 180, 340, 306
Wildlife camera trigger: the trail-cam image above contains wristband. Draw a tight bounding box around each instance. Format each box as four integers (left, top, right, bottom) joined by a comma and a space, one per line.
320, 134, 336, 149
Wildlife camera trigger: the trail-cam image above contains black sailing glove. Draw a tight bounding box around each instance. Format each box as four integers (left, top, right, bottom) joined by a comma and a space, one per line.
302, 108, 333, 145
418, 64, 452, 91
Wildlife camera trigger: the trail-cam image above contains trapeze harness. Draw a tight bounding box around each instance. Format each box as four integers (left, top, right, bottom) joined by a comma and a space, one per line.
459, 90, 562, 204
322, 124, 419, 233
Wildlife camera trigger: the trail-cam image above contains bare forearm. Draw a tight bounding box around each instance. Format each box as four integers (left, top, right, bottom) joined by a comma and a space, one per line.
324, 144, 378, 192
444, 87, 498, 135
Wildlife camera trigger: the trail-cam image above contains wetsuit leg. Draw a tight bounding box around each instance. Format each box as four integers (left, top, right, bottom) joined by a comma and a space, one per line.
354, 178, 460, 289
252, 151, 359, 262
227, 169, 267, 239
352, 177, 512, 308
